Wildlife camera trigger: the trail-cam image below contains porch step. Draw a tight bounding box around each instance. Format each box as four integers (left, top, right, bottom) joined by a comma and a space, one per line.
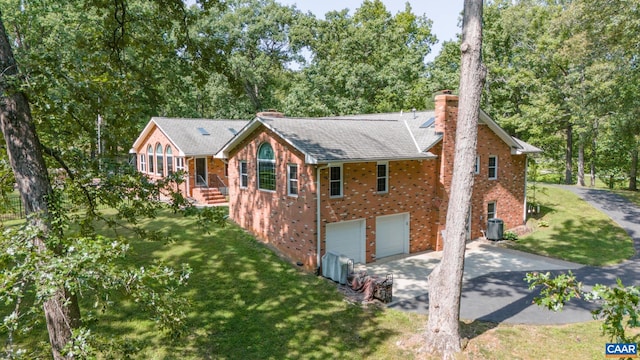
194, 188, 227, 205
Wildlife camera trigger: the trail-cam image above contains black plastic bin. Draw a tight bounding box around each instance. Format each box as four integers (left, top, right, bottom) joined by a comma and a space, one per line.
486, 218, 504, 241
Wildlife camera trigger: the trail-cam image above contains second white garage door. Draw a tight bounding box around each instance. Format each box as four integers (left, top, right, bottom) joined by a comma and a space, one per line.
325, 219, 366, 264
376, 213, 409, 259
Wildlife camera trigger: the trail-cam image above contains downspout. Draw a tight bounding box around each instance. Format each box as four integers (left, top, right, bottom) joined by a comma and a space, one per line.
523, 156, 528, 225
316, 164, 330, 274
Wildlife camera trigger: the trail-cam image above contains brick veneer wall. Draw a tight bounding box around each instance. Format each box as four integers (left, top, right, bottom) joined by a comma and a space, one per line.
472, 124, 526, 233
318, 159, 441, 264
227, 97, 528, 269
131, 124, 189, 197
434, 94, 527, 246
227, 127, 318, 270
227, 125, 444, 268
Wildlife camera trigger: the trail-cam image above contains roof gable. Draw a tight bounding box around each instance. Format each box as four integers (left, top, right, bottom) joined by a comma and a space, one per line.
216, 108, 541, 162
217, 115, 437, 164
131, 117, 249, 156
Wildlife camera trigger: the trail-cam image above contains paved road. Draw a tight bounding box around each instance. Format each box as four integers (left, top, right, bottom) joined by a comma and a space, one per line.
375, 185, 640, 324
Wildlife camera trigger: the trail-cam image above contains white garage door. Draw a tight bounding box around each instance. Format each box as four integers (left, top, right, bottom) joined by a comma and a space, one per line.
376, 213, 409, 259
326, 219, 366, 264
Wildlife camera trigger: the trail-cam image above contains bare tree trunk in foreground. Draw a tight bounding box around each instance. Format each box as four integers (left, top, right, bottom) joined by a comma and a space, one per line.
423, 0, 485, 358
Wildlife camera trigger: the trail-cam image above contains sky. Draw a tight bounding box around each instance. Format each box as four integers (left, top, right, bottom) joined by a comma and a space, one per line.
276, 0, 464, 61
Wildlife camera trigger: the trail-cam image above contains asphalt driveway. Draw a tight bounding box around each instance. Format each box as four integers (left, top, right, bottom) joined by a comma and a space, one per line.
358, 185, 640, 325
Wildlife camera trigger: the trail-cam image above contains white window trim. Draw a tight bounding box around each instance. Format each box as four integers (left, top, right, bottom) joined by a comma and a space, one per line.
287, 163, 298, 197
475, 156, 480, 174
175, 157, 185, 172
488, 155, 498, 180
487, 201, 497, 219
147, 145, 154, 174
139, 154, 146, 172
166, 146, 173, 175
329, 165, 343, 198
239, 160, 248, 189
257, 143, 276, 192
376, 161, 388, 194
156, 143, 164, 176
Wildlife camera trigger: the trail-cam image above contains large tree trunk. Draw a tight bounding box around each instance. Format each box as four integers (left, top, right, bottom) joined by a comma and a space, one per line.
630, 147, 638, 191
577, 134, 585, 186
0, 13, 80, 359
423, 0, 485, 358
565, 123, 573, 184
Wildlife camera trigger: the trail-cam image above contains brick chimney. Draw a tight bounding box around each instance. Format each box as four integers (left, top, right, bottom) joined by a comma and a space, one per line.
434, 91, 459, 251
256, 110, 285, 118
434, 90, 458, 135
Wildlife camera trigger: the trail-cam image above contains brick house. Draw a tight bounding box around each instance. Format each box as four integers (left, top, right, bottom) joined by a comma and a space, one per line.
130, 117, 249, 204
216, 94, 541, 271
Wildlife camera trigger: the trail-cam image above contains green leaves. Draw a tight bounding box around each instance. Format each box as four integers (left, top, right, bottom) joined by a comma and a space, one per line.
588, 280, 640, 344
283, 1, 436, 116
527, 271, 640, 344
526, 271, 583, 312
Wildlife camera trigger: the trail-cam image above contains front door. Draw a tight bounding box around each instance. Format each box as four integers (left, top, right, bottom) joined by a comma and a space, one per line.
195, 158, 207, 186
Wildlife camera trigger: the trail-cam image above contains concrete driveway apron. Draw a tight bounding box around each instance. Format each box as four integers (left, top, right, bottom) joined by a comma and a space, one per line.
357, 186, 640, 324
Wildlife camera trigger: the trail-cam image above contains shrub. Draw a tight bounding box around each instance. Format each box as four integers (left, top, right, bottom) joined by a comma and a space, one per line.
537, 220, 550, 227
503, 230, 518, 241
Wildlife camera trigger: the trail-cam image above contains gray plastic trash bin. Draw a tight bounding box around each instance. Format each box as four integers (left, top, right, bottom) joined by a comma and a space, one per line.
486, 218, 504, 241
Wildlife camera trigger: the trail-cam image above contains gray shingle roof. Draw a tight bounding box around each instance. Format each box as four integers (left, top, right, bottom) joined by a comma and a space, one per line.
151, 117, 249, 156
257, 114, 436, 163
216, 109, 541, 163
328, 111, 442, 152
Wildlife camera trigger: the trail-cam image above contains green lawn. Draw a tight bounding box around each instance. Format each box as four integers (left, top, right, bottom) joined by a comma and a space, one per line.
510, 184, 634, 266
79, 211, 422, 359
3, 203, 627, 359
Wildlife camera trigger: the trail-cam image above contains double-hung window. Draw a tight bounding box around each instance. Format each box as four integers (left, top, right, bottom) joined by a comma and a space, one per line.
474, 156, 480, 174
140, 154, 146, 172
487, 202, 497, 219
239, 161, 248, 188
257, 143, 275, 191
488, 155, 498, 180
287, 164, 298, 197
377, 162, 388, 193
329, 165, 342, 197
147, 145, 154, 174
175, 157, 184, 172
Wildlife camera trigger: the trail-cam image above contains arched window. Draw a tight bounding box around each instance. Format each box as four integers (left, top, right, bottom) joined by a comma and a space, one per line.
257, 143, 275, 191
166, 145, 173, 175
147, 145, 154, 174
156, 143, 164, 175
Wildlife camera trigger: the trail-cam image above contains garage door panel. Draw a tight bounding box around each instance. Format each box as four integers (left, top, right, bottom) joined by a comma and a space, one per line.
326, 220, 365, 263
376, 213, 409, 259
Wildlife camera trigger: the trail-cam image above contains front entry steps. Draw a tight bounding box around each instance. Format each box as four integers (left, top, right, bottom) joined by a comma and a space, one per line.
192, 187, 227, 205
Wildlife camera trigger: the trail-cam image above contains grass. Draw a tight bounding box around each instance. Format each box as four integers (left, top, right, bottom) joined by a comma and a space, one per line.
83, 209, 621, 359
4, 198, 633, 359
81, 210, 418, 359
510, 184, 634, 266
